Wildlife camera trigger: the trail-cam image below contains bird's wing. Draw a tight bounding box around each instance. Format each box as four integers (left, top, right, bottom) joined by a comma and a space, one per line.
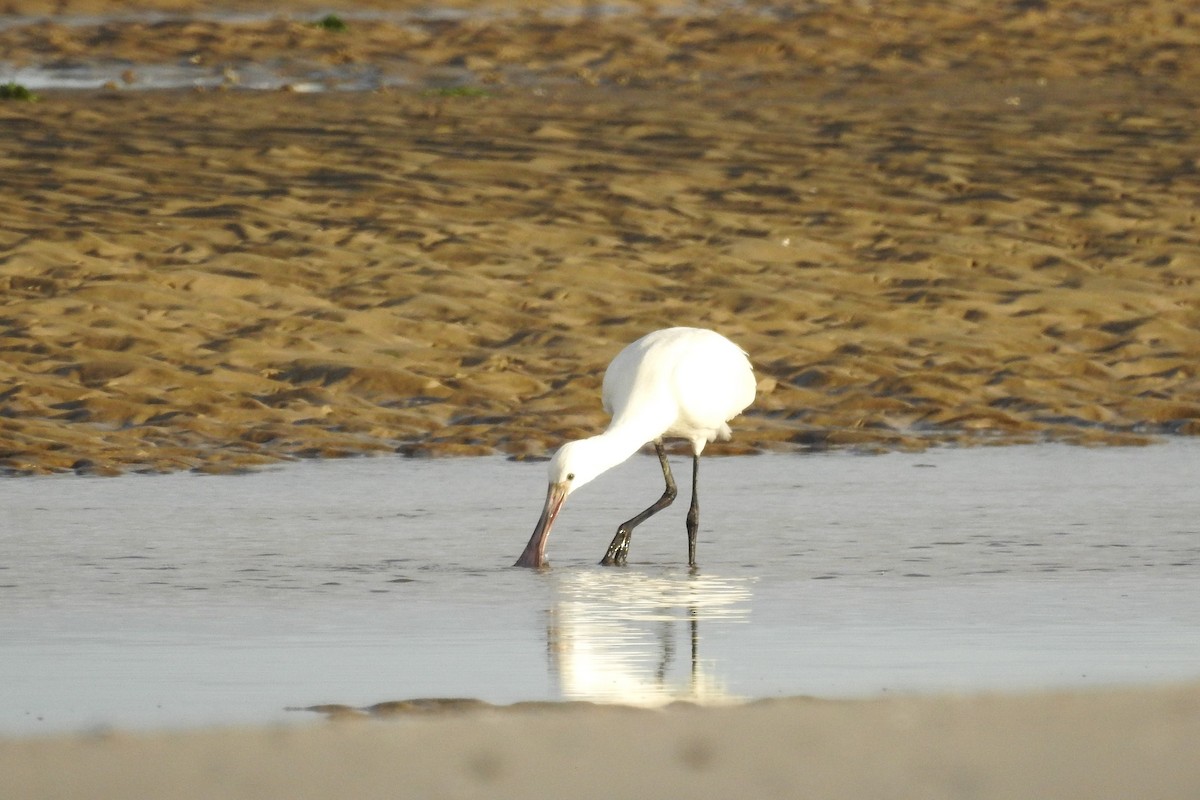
670, 332, 756, 430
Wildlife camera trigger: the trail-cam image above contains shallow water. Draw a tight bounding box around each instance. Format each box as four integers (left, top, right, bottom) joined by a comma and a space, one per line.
2, 442, 1199, 735
0, 6, 665, 92
1, 58, 490, 93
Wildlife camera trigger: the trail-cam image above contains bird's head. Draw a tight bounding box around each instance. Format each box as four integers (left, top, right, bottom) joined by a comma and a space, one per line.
546, 438, 606, 497
514, 439, 605, 568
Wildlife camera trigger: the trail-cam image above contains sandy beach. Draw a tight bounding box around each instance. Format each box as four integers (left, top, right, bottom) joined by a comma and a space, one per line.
5, 684, 1200, 799
2, 0, 1199, 795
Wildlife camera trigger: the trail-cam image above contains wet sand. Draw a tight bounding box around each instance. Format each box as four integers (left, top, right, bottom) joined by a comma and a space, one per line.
2, 1, 1199, 475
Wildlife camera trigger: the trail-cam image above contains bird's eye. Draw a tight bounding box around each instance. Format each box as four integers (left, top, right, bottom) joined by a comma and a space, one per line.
567, 473, 575, 481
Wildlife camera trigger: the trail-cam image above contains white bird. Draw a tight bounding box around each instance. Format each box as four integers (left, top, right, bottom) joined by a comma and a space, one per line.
515, 327, 756, 569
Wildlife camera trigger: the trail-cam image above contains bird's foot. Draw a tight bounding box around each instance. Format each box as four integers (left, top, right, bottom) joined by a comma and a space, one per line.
600, 532, 629, 566
599, 546, 627, 566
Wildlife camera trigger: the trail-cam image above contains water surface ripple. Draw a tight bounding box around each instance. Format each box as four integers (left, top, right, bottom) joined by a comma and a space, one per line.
2, 442, 1198, 734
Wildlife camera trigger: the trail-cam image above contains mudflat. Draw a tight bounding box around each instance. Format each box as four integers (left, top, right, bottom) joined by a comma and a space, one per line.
1, 1, 1197, 476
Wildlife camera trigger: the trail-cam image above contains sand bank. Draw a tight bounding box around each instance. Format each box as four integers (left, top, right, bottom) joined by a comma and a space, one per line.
4, 683, 1200, 799
2, 1, 1199, 474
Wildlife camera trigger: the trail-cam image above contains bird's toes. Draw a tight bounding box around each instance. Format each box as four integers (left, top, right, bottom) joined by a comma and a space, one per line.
599, 548, 628, 567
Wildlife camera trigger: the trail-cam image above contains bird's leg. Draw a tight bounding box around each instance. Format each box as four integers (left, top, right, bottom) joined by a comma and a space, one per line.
601, 441, 676, 566
686, 454, 700, 568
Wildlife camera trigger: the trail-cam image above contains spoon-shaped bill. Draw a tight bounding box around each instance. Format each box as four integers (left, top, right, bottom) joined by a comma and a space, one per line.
514, 482, 568, 568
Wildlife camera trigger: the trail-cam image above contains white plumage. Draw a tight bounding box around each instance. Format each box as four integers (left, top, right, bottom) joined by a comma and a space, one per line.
515, 327, 755, 569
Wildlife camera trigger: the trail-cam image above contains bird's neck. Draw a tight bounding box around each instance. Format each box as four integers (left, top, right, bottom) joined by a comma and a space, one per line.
584, 417, 668, 473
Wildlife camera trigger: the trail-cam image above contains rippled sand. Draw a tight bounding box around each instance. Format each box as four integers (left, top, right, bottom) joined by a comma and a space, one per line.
1, 0, 1198, 475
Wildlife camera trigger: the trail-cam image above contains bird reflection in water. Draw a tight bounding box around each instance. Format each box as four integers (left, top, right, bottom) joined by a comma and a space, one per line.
544, 570, 752, 706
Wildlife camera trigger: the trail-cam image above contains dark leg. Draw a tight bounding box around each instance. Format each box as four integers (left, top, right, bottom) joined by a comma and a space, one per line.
686, 454, 700, 567
601, 441, 676, 566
